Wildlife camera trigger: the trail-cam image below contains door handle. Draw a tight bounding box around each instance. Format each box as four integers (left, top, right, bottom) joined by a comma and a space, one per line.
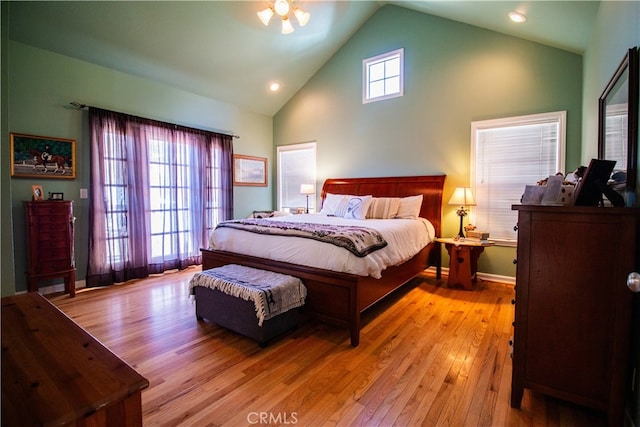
628, 272, 640, 293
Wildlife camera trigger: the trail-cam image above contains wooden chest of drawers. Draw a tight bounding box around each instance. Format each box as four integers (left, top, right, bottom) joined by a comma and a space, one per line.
510, 205, 640, 426
24, 200, 76, 296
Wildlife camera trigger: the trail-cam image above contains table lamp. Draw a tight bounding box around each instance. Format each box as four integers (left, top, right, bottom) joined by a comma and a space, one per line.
300, 184, 315, 213
448, 187, 476, 238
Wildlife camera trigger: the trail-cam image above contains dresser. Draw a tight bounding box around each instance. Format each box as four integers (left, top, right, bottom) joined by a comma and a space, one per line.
24, 200, 76, 296
510, 205, 640, 426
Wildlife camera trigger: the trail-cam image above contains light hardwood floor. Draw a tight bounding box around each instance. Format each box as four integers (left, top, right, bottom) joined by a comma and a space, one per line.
50, 267, 606, 426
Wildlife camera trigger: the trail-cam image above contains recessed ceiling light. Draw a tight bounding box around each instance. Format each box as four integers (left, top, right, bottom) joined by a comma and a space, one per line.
508, 11, 527, 23
270, 82, 280, 92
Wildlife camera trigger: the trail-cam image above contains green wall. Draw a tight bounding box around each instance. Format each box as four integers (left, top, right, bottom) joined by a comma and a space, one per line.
5, 41, 274, 295
273, 5, 584, 278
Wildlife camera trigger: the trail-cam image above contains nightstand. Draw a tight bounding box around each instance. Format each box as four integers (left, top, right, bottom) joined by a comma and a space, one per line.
436, 237, 494, 290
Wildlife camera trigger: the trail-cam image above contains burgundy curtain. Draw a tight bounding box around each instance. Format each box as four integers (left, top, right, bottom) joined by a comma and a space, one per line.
87, 107, 233, 286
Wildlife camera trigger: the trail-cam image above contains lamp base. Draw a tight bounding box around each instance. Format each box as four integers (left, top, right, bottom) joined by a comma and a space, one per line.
457, 213, 465, 238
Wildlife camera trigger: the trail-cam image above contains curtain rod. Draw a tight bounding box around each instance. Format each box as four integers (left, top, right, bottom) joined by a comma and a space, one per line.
68, 102, 240, 139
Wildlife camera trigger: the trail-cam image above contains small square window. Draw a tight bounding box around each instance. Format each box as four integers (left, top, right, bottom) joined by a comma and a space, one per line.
363, 48, 404, 104
369, 62, 385, 81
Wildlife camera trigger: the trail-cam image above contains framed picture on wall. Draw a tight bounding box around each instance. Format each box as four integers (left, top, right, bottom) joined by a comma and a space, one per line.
10, 133, 76, 179
233, 154, 267, 187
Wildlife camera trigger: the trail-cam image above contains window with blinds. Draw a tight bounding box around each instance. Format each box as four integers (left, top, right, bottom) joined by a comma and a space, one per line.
277, 142, 317, 212
471, 111, 566, 245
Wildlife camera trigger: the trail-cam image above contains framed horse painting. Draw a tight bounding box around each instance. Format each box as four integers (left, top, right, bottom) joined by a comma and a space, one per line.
10, 133, 76, 179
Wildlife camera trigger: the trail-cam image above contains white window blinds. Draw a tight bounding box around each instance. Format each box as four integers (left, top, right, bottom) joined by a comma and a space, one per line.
277, 142, 317, 212
471, 111, 566, 244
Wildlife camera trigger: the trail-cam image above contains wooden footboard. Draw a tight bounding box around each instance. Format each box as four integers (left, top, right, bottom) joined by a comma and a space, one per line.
201, 244, 434, 346
201, 249, 361, 345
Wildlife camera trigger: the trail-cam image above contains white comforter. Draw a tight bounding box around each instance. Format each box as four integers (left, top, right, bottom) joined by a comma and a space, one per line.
209, 214, 435, 278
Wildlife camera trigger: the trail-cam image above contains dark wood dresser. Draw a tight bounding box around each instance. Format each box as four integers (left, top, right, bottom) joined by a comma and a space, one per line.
1, 293, 149, 426
24, 200, 76, 296
510, 205, 640, 426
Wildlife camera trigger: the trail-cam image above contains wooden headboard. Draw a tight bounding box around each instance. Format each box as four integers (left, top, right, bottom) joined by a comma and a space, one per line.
320, 175, 446, 237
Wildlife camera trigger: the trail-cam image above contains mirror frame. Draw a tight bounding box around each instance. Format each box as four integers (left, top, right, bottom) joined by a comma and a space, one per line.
598, 46, 639, 194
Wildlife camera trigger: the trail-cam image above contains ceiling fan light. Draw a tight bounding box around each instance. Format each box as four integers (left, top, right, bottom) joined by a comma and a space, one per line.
281, 15, 294, 34
257, 8, 274, 26
294, 8, 310, 27
274, 0, 290, 17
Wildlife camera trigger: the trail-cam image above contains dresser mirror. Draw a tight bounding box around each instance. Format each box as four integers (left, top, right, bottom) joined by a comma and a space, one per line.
598, 46, 639, 194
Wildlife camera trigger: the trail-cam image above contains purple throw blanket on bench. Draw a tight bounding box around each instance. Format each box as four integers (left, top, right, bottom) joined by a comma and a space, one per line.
216, 218, 388, 257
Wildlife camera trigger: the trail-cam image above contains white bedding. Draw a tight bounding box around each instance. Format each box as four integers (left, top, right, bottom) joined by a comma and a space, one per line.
209, 213, 435, 278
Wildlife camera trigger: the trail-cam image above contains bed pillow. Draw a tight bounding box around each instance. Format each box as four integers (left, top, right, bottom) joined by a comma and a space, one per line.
343, 195, 373, 220
367, 197, 400, 219
395, 195, 423, 219
320, 193, 346, 215
333, 197, 349, 217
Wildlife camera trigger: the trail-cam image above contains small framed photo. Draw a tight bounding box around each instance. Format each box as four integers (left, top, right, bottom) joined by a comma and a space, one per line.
10, 133, 76, 179
49, 192, 64, 200
32, 185, 44, 201
233, 154, 267, 187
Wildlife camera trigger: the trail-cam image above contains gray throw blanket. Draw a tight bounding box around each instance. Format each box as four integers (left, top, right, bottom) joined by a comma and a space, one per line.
189, 264, 306, 326
216, 218, 388, 257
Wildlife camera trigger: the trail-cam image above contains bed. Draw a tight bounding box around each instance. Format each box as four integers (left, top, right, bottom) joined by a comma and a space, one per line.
200, 175, 445, 346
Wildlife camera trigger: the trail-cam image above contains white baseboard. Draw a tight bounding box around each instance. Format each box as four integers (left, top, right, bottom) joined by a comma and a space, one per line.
476, 272, 516, 285
425, 266, 515, 285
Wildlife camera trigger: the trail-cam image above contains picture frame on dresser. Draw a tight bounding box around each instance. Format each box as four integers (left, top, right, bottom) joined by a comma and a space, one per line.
10, 133, 76, 179
31, 185, 44, 201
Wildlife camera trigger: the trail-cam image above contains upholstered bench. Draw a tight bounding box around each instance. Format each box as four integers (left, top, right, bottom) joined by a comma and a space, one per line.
189, 264, 306, 346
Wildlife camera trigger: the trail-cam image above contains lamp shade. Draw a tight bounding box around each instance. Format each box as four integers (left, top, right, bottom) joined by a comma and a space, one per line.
257, 8, 274, 26
448, 187, 476, 206
294, 8, 310, 26
300, 184, 315, 195
281, 16, 294, 34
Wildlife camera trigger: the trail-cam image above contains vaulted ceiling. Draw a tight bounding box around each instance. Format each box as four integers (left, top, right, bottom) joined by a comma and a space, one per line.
7, 1, 600, 117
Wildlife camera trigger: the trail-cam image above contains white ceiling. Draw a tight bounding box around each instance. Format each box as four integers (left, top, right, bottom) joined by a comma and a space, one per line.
8, 1, 600, 117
